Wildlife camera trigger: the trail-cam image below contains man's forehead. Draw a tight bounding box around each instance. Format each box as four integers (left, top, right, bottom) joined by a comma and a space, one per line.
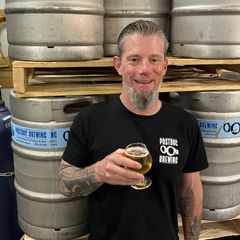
123, 34, 163, 46
123, 35, 164, 51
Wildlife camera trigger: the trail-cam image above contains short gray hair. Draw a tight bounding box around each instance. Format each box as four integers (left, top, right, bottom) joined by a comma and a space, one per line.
117, 19, 169, 57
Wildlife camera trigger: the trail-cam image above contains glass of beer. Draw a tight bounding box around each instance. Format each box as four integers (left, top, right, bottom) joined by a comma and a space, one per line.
125, 142, 152, 190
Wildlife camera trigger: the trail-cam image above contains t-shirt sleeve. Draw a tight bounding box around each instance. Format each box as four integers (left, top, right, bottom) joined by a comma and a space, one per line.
182, 117, 208, 173
62, 112, 90, 168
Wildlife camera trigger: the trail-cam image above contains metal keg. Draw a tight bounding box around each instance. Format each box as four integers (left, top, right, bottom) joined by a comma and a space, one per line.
171, 0, 240, 58
179, 91, 240, 220
5, 0, 104, 61
104, 0, 171, 56
10, 92, 105, 240
22, 234, 89, 240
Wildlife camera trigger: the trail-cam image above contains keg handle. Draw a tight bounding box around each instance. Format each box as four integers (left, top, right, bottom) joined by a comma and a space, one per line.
63, 98, 101, 114
0, 172, 15, 177
52, 97, 104, 120
217, 68, 240, 81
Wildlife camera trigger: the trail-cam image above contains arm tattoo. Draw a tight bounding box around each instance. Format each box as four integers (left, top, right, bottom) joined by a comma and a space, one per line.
189, 217, 201, 240
59, 162, 102, 197
180, 189, 202, 240
180, 189, 194, 217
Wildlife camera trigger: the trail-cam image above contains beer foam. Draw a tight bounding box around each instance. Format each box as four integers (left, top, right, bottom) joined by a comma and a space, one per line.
126, 146, 149, 157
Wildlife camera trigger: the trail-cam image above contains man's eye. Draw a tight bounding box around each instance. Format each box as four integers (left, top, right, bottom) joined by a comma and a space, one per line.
151, 58, 160, 63
130, 58, 138, 62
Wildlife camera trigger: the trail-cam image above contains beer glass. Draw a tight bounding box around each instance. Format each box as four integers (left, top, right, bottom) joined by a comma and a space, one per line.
125, 142, 152, 190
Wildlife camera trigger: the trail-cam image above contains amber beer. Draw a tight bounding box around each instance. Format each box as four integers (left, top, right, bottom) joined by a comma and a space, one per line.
125, 144, 152, 174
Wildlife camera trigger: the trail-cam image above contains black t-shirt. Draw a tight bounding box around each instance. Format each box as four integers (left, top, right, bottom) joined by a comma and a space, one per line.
63, 96, 208, 240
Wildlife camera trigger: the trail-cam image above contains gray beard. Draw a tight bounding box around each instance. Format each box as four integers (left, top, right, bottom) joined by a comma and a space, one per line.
123, 82, 159, 110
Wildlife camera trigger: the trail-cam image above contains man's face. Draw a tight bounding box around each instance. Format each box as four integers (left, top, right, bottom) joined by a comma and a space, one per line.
114, 33, 168, 110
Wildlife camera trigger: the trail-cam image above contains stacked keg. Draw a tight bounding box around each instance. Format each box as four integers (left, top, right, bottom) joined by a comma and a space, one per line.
179, 91, 240, 220
170, 0, 240, 220
5, 0, 104, 61
10, 92, 105, 239
171, 0, 240, 58
4, 1, 107, 239
104, 0, 171, 56
5, 0, 171, 60
6, 1, 240, 59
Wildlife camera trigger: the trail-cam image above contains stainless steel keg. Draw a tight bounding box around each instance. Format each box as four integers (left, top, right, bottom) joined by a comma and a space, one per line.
104, 0, 170, 56
5, 0, 104, 61
171, 0, 240, 58
179, 91, 240, 220
10, 92, 105, 239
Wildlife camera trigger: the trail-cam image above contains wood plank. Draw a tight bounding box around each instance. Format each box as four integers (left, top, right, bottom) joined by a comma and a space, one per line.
0, 9, 5, 22
13, 79, 240, 98
14, 68, 33, 92
161, 79, 240, 92
0, 77, 13, 88
0, 58, 13, 88
12, 57, 240, 68
168, 57, 240, 66
13, 68, 28, 93
14, 83, 123, 97
12, 58, 114, 68
0, 69, 13, 88
29, 75, 121, 83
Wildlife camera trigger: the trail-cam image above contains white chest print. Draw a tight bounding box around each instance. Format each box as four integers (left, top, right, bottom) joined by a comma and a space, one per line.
159, 138, 179, 164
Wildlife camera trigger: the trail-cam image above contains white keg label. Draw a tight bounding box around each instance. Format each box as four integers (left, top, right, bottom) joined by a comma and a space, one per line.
197, 118, 240, 138
11, 122, 70, 148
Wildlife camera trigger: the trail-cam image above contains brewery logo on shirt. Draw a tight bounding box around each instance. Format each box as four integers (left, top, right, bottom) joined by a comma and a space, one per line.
159, 137, 179, 164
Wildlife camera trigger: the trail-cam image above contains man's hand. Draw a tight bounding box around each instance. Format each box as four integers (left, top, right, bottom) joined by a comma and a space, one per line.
94, 149, 144, 185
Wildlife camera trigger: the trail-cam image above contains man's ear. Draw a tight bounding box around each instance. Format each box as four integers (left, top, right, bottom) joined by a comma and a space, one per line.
162, 57, 168, 77
113, 56, 122, 76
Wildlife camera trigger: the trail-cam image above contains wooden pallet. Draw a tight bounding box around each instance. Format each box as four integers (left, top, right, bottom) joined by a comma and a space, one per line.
12, 57, 240, 97
0, 9, 6, 23
0, 58, 12, 88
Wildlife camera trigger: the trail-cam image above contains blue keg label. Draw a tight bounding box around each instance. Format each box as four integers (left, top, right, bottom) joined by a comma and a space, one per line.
11, 122, 70, 148
197, 118, 240, 138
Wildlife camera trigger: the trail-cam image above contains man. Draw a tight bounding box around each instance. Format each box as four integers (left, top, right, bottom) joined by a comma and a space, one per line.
59, 20, 208, 240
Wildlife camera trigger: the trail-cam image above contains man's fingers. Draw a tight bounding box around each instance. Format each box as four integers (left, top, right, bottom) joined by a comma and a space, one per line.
111, 163, 143, 179
96, 149, 145, 185
113, 151, 142, 170
105, 161, 144, 185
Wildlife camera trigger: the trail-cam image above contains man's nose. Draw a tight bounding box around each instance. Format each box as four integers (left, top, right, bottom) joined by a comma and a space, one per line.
140, 59, 151, 73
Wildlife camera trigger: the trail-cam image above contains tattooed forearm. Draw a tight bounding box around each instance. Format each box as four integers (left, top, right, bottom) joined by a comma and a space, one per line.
189, 217, 201, 240
180, 189, 202, 240
180, 188, 194, 217
59, 161, 103, 197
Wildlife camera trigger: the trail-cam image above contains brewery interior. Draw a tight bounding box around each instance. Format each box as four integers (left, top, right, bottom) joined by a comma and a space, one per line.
1, 1, 240, 240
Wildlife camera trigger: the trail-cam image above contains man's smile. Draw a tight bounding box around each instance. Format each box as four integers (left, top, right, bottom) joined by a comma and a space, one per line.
134, 79, 154, 84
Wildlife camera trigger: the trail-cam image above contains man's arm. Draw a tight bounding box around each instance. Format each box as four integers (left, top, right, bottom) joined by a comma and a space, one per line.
59, 149, 144, 197
59, 159, 103, 197
180, 171, 203, 240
